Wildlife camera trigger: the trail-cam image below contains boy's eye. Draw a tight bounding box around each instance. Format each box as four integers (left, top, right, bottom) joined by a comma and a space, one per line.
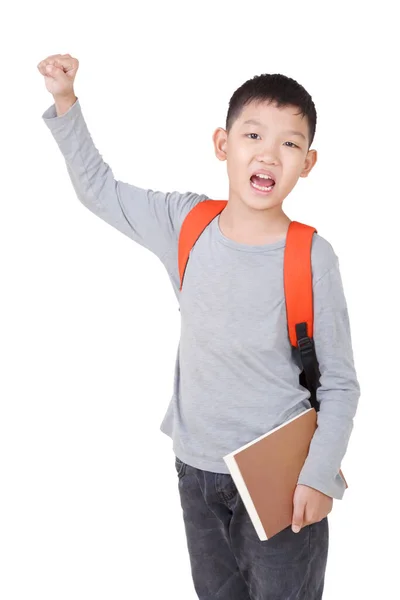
246, 134, 298, 148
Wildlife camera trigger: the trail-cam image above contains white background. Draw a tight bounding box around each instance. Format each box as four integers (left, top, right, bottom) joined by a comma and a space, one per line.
1, 1, 399, 598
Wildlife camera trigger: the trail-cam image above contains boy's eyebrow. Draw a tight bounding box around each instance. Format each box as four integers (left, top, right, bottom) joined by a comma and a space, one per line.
242, 119, 307, 141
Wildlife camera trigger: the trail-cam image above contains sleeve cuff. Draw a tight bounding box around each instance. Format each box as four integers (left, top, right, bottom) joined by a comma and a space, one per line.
41, 96, 81, 127
297, 470, 347, 500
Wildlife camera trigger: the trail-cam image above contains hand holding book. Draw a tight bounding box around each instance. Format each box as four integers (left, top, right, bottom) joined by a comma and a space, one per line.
291, 484, 333, 533
223, 408, 346, 540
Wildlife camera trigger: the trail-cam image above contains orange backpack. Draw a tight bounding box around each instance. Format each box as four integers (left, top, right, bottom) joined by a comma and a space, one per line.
178, 199, 321, 412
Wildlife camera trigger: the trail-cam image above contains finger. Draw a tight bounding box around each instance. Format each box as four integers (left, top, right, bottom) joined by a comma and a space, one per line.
38, 59, 65, 75
43, 64, 59, 77
37, 54, 62, 72
292, 500, 305, 533
44, 63, 68, 81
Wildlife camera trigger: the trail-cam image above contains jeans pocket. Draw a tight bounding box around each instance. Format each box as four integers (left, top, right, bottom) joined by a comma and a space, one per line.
175, 455, 187, 479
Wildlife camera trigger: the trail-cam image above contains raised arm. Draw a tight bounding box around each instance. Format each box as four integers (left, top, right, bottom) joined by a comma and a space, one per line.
38, 54, 208, 262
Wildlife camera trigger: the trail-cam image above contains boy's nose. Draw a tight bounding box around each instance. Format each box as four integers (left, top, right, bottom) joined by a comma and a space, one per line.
255, 147, 279, 163
255, 153, 279, 165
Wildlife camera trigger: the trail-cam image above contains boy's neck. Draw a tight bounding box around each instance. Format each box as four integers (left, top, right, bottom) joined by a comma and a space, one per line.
218, 198, 291, 245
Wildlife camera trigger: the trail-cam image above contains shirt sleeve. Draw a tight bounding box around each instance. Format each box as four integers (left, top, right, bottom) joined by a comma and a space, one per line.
297, 256, 361, 500
41, 97, 209, 262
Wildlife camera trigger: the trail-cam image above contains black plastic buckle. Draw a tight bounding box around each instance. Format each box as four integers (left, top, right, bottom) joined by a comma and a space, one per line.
297, 336, 314, 354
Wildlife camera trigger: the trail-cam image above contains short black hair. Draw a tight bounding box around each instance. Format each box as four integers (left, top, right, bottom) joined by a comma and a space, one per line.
225, 73, 317, 150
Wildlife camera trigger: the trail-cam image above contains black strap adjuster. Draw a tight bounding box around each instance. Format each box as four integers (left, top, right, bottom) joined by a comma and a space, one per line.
297, 335, 314, 353
295, 322, 321, 412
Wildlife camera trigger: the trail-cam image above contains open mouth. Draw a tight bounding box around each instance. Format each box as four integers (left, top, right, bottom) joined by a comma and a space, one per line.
250, 173, 276, 194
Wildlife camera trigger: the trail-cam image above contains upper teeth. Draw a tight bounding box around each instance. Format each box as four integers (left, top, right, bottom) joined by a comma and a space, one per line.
255, 173, 274, 180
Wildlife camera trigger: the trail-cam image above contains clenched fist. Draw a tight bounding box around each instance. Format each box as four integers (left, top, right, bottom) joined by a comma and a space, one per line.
37, 53, 79, 98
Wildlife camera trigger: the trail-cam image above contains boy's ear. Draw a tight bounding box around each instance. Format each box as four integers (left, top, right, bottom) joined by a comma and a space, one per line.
212, 127, 228, 161
301, 149, 318, 177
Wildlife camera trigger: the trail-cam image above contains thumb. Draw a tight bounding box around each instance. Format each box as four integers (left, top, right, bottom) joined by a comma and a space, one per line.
45, 64, 68, 82
292, 500, 305, 534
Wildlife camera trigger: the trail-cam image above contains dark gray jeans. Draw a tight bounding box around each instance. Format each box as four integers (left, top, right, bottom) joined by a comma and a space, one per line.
175, 455, 329, 600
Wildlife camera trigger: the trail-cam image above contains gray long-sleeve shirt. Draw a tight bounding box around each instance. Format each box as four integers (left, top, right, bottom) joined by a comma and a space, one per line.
42, 97, 360, 500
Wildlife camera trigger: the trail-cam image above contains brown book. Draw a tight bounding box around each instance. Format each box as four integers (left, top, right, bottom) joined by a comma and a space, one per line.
223, 408, 347, 541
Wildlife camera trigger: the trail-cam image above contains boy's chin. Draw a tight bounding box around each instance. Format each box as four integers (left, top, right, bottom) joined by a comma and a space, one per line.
240, 191, 282, 211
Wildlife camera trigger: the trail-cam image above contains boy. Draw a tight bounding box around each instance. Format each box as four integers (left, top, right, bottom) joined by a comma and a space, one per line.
38, 54, 360, 599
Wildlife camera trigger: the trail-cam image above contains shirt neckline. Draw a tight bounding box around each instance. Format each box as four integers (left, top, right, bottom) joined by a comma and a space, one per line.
213, 215, 288, 253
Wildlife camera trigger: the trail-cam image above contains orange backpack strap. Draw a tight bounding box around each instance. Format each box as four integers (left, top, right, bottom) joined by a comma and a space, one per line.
178, 200, 227, 291
284, 220, 322, 411
284, 221, 317, 346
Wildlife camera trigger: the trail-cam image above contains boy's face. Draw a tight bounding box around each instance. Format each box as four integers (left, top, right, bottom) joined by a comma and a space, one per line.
212, 99, 317, 211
